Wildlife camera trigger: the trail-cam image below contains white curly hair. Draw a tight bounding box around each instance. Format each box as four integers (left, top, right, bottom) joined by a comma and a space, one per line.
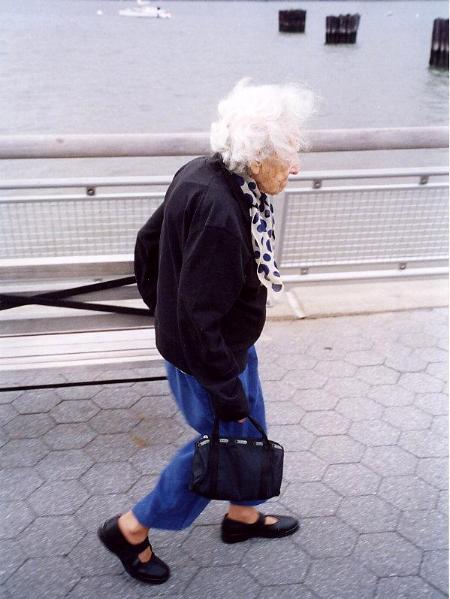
210, 78, 317, 174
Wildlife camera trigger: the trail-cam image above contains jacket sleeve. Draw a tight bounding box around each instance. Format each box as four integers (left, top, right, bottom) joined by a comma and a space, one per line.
134, 202, 165, 315
177, 224, 250, 421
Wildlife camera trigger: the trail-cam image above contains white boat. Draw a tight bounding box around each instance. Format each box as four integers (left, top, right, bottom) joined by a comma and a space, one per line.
119, 3, 172, 19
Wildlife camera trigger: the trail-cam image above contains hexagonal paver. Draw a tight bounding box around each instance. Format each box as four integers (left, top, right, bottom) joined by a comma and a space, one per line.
336, 396, 383, 421
131, 417, 187, 446
0, 500, 36, 540
306, 556, 377, 599
129, 444, 176, 475
17, 515, 85, 557
426, 361, 449, 381
356, 365, 399, 386
0, 467, 43, 501
375, 575, 447, 599
242, 538, 309, 585
349, 419, 400, 446
362, 445, 417, 476
66, 573, 148, 599
50, 399, 99, 423
264, 401, 305, 425
354, 532, 422, 576
80, 461, 140, 495
84, 432, 141, 462
313, 360, 357, 378
437, 336, 449, 350
185, 565, 260, 598
294, 389, 339, 411
89, 409, 142, 434
122, 475, 157, 513
337, 495, 400, 533
399, 430, 448, 458
261, 380, 296, 402
182, 524, 249, 567
398, 332, 438, 349
431, 415, 448, 438
385, 352, 429, 372
0, 438, 49, 468
0, 538, 26, 585
0, 403, 18, 425
437, 489, 448, 515
311, 435, 365, 464
0, 389, 22, 404
35, 449, 94, 481
73, 493, 132, 532
283, 451, 328, 482
131, 395, 179, 420
415, 393, 449, 416
417, 457, 449, 490
334, 335, 374, 352
43, 423, 96, 450
379, 475, 438, 511
281, 482, 341, 517
269, 425, 315, 451
55, 385, 103, 400
4, 413, 55, 439
294, 516, 358, 558
421, 550, 449, 594
92, 387, 142, 410
373, 339, 413, 359
323, 377, 371, 398
284, 369, 328, 390
367, 384, 415, 407
131, 379, 171, 397
399, 372, 444, 393
274, 353, 317, 372
412, 346, 448, 363
301, 411, 350, 435
383, 406, 432, 431
323, 463, 380, 496
344, 350, 385, 366
5, 556, 81, 599
28, 479, 89, 516
68, 532, 128, 577
259, 586, 317, 599
135, 528, 193, 573
12, 389, 61, 414
307, 342, 347, 361
398, 509, 448, 550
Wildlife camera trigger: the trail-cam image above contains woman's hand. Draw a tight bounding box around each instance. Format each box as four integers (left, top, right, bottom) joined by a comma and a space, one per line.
238, 418, 247, 424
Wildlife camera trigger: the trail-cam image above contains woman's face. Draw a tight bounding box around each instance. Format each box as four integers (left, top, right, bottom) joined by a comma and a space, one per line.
248, 151, 300, 196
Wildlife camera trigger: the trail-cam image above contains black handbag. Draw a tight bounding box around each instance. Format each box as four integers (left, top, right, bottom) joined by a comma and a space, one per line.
189, 415, 284, 501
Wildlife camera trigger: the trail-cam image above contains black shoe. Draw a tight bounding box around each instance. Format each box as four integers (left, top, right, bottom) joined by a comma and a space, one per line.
221, 511, 299, 544
97, 514, 170, 584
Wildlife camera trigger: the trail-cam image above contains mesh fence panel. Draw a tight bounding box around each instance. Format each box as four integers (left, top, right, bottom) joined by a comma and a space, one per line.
279, 185, 448, 268
0, 193, 164, 258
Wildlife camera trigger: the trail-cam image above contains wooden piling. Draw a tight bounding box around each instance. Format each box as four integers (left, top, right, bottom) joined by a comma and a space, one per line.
279, 9, 306, 33
429, 18, 449, 70
325, 14, 360, 44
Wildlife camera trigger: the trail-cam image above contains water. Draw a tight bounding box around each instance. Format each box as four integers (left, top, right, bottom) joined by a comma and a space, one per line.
0, 0, 448, 179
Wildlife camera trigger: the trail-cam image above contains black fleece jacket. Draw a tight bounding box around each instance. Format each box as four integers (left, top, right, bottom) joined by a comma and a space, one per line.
135, 153, 267, 421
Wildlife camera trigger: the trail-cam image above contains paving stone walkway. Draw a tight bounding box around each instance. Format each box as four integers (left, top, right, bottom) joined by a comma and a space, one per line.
0, 307, 448, 599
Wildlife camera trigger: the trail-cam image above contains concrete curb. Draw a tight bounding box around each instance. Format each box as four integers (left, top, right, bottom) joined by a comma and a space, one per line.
266, 277, 449, 320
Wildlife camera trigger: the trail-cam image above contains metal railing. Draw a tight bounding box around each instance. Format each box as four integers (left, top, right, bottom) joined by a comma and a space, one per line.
0, 127, 448, 284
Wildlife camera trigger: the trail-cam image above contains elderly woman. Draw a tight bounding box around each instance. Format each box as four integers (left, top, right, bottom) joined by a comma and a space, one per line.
98, 79, 315, 584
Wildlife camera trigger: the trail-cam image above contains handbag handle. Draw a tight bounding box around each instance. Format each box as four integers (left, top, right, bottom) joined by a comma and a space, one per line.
212, 415, 270, 446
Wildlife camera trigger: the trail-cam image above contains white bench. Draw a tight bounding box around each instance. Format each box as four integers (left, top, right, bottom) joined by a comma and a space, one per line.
0, 257, 165, 388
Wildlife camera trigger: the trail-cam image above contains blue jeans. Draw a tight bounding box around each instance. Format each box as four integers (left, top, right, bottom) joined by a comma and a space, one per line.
131, 345, 268, 530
